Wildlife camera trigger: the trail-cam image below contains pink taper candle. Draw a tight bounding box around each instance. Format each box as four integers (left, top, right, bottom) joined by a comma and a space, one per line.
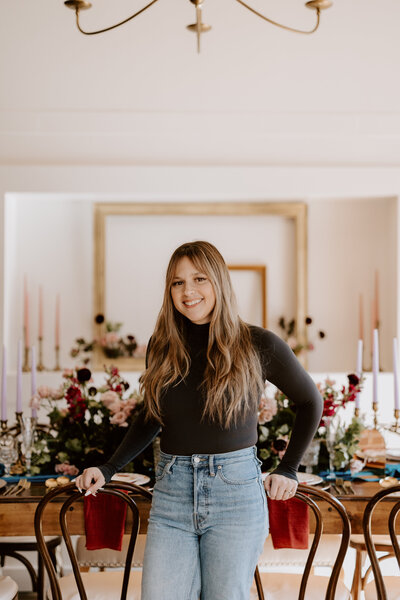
372, 329, 379, 406
16, 340, 22, 413
55, 294, 60, 348
39, 286, 43, 338
356, 339, 363, 409
374, 270, 380, 329
393, 338, 400, 411
1, 346, 6, 421
31, 346, 37, 418
359, 294, 364, 341
24, 276, 29, 349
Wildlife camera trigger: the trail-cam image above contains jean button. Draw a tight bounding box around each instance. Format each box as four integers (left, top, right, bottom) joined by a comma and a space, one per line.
193, 457, 200, 464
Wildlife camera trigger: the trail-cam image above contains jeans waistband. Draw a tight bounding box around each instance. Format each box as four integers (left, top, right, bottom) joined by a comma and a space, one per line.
159, 445, 257, 471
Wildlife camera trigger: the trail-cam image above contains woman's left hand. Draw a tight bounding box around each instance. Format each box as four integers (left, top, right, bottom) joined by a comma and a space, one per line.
264, 473, 298, 501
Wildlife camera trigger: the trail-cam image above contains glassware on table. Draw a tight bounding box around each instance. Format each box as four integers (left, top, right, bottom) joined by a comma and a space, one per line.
20, 417, 37, 475
300, 438, 321, 473
0, 434, 18, 476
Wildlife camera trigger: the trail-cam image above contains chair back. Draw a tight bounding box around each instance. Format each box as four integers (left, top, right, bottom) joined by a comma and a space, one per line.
34, 481, 152, 600
362, 483, 400, 600
254, 484, 351, 600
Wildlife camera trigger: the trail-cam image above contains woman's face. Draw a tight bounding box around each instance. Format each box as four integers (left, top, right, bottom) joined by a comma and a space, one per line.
170, 256, 216, 325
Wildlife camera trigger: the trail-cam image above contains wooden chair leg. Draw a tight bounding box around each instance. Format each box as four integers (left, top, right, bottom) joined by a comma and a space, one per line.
254, 567, 265, 600
37, 553, 45, 600
350, 548, 363, 600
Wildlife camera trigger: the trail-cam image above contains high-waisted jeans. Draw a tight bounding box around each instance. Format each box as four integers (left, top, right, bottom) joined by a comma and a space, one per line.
141, 446, 269, 600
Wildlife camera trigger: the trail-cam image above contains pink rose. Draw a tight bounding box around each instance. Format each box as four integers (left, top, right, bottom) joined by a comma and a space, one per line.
63, 369, 74, 378
50, 386, 65, 400
55, 463, 79, 476
100, 390, 120, 407
287, 336, 298, 350
258, 395, 277, 424
110, 411, 128, 426
29, 394, 41, 410
37, 385, 50, 399
123, 405, 133, 418
108, 400, 122, 414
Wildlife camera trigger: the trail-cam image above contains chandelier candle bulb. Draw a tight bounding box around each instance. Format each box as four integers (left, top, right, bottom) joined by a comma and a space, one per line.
394, 338, 400, 411
16, 340, 22, 413
31, 346, 37, 418
1, 346, 6, 422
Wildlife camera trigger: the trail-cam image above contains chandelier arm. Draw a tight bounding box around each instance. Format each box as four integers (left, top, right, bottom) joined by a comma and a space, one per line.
74, 0, 161, 35
234, 0, 320, 34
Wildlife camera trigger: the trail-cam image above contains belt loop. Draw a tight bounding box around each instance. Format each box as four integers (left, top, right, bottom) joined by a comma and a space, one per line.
209, 454, 215, 476
166, 456, 176, 473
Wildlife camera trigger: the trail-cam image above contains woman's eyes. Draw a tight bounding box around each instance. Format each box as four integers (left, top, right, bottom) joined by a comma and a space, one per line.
172, 277, 207, 287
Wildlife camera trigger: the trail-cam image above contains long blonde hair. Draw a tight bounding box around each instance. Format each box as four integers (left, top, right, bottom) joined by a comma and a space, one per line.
140, 241, 264, 428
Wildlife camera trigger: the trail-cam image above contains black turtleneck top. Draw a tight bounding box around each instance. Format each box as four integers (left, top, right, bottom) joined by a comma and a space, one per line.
98, 321, 322, 483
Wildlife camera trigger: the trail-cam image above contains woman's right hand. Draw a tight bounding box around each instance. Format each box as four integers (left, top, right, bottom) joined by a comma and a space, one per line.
74, 467, 105, 496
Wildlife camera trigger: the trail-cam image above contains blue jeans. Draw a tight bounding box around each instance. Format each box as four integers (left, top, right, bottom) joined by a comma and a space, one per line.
141, 446, 269, 600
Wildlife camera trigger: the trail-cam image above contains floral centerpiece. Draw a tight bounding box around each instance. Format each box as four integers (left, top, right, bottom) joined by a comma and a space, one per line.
29, 366, 152, 476
257, 373, 364, 474
316, 374, 364, 472
278, 315, 326, 357
71, 314, 143, 364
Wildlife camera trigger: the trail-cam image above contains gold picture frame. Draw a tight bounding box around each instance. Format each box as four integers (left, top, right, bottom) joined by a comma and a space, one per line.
93, 201, 307, 371
227, 265, 267, 329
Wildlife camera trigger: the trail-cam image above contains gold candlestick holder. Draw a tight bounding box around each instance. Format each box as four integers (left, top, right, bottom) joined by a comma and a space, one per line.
15, 412, 23, 433
372, 402, 379, 429
54, 345, 61, 371
37, 337, 45, 371
354, 406, 360, 418
22, 346, 30, 372
1, 420, 8, 432
387, 408, 400, 433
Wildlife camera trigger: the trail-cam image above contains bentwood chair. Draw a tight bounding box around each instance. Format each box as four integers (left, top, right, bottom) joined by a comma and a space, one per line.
0, 575, 18, 600
0, 424, 62, 599
362, 484, 400, 600
34, 482, 152, 600
251, 484, 351, 600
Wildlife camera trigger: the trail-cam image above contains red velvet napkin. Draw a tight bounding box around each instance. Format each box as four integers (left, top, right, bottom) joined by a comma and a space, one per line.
84, 492, 127, 551
267, 496, 309, 549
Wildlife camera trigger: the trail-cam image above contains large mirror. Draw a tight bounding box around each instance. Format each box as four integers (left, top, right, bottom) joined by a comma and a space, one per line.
93, 201, 308, 371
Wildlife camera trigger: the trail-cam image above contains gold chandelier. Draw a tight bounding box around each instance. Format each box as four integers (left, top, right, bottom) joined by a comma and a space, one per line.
64, 0, 333, 53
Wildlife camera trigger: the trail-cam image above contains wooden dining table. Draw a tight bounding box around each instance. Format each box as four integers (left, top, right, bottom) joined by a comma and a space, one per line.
0, 480, 398, 536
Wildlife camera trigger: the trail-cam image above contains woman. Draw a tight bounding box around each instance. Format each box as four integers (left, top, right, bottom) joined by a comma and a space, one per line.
75, 240, 322, 600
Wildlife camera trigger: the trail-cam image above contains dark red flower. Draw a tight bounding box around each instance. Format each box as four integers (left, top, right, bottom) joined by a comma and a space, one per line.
273, 439, 288, 452
77, 368, 92, 383
66, 385, 88, 421
348, 373, 360, 387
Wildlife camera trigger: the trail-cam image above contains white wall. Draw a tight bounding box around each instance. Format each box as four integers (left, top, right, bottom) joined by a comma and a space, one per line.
1, 1, 400, 166
1, 3, 400, 416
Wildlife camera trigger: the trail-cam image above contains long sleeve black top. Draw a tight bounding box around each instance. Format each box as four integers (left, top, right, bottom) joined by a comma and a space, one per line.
98, 321, 322, 483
